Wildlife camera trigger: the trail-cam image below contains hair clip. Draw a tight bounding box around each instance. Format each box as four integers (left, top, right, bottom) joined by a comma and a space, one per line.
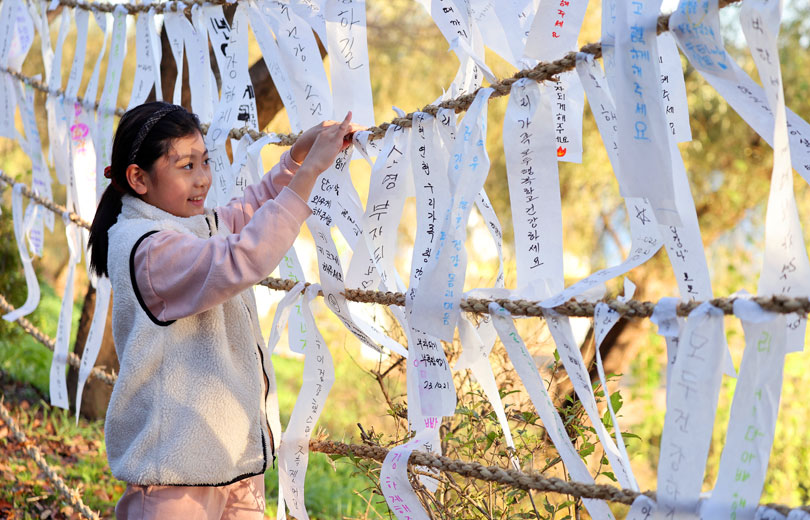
104, 166, 112, 179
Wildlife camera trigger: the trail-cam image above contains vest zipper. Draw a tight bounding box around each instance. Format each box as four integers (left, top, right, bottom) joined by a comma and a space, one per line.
256, 343, 276, 467
243, 301, 276, 468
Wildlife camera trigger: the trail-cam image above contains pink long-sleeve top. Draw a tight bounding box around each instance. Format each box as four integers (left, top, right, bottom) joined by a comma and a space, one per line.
133, 151, 311, 322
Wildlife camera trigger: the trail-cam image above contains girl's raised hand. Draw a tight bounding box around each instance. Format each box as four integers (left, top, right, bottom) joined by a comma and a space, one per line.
286, 112, 357, 202
290, 112, 365, 164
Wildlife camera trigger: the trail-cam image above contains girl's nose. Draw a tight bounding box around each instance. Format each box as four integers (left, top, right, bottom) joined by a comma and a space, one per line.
195, 168, 211, 188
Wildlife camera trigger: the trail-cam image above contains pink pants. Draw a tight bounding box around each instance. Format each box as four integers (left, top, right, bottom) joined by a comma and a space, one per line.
115, 474, 266, 520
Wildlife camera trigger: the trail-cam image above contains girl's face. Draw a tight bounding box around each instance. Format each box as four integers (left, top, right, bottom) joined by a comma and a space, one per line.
139, 132, 211, 218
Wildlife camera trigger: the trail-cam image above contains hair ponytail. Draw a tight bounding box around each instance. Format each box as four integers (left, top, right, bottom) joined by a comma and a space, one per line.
87, 102, 203, 278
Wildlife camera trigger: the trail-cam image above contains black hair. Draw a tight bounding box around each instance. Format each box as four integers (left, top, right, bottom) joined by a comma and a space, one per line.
88, 102, 203, 278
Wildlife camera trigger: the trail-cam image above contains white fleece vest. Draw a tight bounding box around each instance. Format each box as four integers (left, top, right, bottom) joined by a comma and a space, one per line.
105, 195, 274, 486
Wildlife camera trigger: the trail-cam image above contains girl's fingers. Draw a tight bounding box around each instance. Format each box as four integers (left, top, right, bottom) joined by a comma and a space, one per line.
338, 112, 352, 133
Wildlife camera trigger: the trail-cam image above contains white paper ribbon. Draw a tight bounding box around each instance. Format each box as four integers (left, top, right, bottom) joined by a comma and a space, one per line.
670, 2, 810, 181
128, 10, 160, 110
612, 0, 678, 224
95, 6, 128, 200
650, 297, 684, 395
0, 0, 19, 138
592, 278, 639, 490
489, 303, 615, 519
755, 507, 787, 520
380, 422, 438, 520
204, 5, 259, 205
350, 125, 410, 291
545, 70, 584, 163
420, 0, 495, 86
291, 0, 327, 44
412, 88, 493, 341
703, 298, 787, 520
278, 284, 335, 520
627, 495, 657, 520
406, 112, 452, 302
163, 8, 186, 106
18, 81, 53, 253
655, 302, 726, 519
75, 276, 111, 421
306, 147, 364, 249
543, 308, 637, 491
456, 314, 517, 456
473, 189, 504, 288
657, 32, 692, 143
50, 221, 81, 410
45, 9, 70, 180
246, 0, 301, 132
524, 0, 589, 63
325, 0, 375, 126
258, 0, 333, 130
30, 0, 52, 81
467, 1, 525, 69
64, 9, 98, 257
503, 78, 564, 297
741, 0, 810, 352
265, 281, 305, 520
2, 185, 41, 322
278, 247, 309, 354
308, 217, 400, 353
186, 5, 215, 122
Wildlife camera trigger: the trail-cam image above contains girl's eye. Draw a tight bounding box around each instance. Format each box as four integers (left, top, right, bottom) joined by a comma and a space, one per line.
203, 157, 210, 166
182, 163, 193, 170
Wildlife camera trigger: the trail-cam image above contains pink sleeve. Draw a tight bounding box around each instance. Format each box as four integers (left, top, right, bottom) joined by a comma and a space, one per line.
217, 150, 302, 234
133, 187, 312, 322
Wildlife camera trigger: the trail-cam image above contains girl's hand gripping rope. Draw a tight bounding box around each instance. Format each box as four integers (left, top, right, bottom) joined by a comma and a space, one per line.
289, 112, 365, 164
287, 111, 359, 202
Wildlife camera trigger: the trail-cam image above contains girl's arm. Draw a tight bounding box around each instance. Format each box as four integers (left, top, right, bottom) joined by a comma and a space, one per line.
216, 150, 302, 234
132, 187, 311, 322
134, 113, 355, 322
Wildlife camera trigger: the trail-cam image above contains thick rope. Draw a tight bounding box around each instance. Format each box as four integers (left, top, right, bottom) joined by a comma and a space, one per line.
0, 292, 117, 387
0, 173, 92, 229
1, 0, 741, 146
2, 173, 807, 320
0, 398, 101, 520
54, 0, 233, 15
0, 66, 125, 118
309, 440, 808, 516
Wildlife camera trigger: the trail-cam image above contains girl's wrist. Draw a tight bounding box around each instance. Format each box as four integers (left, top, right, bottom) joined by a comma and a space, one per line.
290, 144, 306, 164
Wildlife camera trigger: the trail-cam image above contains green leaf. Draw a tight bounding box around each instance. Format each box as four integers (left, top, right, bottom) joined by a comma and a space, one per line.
610, 390, 624, 414
579, 442, 595, 457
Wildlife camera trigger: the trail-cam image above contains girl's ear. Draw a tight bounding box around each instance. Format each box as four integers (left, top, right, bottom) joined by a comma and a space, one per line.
126, 164, 149, 195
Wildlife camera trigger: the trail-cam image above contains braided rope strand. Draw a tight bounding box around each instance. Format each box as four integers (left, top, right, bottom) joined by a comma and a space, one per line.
308, 440, 808, 516
0, 399, 101, 520
1, 66, 125, 118
53, 0, 234, 15
0, 292, 117, 387
2, 174, 808, 320
0, 173, 92, 229
1, 0, 741, 146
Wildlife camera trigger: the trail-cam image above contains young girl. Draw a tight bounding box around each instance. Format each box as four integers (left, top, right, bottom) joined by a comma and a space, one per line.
88, 101, 358, 519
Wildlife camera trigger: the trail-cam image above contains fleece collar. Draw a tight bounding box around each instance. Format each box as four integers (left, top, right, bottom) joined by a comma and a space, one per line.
120, 194, 213, 239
